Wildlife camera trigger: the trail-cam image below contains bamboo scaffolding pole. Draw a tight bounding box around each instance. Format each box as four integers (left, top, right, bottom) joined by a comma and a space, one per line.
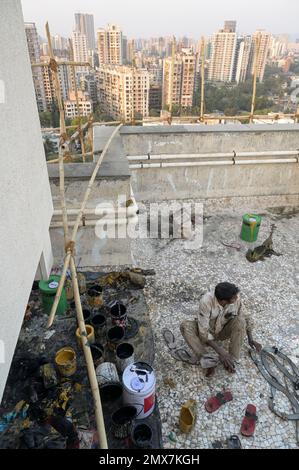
70, 257, 108, 449
169, 36, 176, 116
131, 57, 136, 126
32, 61, 91, 68
47, 123, 122, 329
46, 22, 70, 243
45, 26, 108, 450
250, 34, 262, 123
200, 37, 205, 122
69, 39, 86, 162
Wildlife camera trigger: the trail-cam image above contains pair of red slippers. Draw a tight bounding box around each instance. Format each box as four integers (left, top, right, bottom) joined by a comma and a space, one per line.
205, 391, 258, 437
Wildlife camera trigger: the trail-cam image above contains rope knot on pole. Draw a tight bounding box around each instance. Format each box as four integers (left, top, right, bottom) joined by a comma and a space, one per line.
49, 58, 58, 73
65, 240, 76, 256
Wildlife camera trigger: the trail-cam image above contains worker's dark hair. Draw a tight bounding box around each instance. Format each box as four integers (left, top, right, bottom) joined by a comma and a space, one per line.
215, 283, 239, 301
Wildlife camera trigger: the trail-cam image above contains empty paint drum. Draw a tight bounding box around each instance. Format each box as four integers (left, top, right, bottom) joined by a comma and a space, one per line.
77, 272, 87, 294
87, 285, 103, 308
96, 362, 122, 403
55, 347, 77, 377
111, 406, 137, 439
83, 308, 92, 324
90, 343, 105, 367
131, 423, 153, 449
65, 279, 74, 300
122, 362, 156, 419
91, 314, 106, 340
107, 326, 125, 352
116, 343, 135, 373
110, 302, 127, 328
76, 325, 95, 348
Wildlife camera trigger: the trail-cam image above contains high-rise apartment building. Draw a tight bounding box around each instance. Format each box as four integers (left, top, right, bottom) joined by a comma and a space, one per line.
234, 36, 252, 83
98, 65, 149, 121
208, 24, 237, 82
224, 20, 237, 33
24, 22, 47, 112
162, 49, 196, 109
75, 13, 96, 51
249, 30, 272, 82
97, 24, 123, 66
72, 30, 89, 72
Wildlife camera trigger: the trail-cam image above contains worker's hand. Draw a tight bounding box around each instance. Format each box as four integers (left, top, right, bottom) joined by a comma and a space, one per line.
249, 339, 262, 353
219, 351, 235, 373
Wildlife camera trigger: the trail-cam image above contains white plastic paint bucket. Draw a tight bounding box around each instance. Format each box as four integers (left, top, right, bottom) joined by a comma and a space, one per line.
122, 362, 156, 419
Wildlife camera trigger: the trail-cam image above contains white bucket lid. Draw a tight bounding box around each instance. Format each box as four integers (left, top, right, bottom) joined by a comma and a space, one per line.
49, 281, 59, 289
122, 362, 155, 394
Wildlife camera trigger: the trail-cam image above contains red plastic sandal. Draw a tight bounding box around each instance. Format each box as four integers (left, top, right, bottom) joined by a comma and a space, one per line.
240, 404, 258, 437
205, 391, 233, 413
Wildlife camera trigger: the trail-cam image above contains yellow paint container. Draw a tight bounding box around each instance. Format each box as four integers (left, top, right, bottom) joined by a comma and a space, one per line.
76, 324, 95, 348
55, 347, 77, 377
179, 399, 197, 433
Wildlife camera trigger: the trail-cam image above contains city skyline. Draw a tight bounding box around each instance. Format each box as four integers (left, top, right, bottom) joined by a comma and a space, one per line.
21, 0, 299, 40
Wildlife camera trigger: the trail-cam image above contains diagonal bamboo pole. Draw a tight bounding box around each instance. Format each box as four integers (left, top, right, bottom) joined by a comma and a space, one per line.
47, 123, 122, 329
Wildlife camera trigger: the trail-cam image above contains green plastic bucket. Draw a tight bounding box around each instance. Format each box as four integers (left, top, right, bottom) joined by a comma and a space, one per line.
240, 214, 262, 243
39, 275, 67, 316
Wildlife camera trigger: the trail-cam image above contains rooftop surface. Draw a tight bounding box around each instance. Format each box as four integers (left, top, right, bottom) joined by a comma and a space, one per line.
131, 198, 299, 449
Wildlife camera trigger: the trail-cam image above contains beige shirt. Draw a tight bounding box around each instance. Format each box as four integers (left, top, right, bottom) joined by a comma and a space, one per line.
197, 291, 254, 343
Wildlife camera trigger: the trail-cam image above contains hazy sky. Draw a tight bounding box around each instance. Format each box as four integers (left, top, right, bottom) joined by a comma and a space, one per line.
21, 0, 299, 40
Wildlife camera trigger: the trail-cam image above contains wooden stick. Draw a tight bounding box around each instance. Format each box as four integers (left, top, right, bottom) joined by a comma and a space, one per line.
70, 257, 108, 449
69, 39, 86, 162
47, 123, 122, 328
250, 34, 262, 123
200, 37, 205, 122
32, 61, 91, 68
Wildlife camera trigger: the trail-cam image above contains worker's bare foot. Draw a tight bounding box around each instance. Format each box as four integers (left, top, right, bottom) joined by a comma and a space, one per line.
205, 367, 216, 378
224, 364, 236, 374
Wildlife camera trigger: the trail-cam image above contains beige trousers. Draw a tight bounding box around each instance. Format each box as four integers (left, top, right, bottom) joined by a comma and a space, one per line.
180, 316, 247, 369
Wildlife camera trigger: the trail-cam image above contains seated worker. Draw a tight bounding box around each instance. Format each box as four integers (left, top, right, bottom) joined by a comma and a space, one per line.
180, 282, 262, 377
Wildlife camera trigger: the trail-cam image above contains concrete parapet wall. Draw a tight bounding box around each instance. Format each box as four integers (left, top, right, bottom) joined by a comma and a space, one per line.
120, 125, 299, 202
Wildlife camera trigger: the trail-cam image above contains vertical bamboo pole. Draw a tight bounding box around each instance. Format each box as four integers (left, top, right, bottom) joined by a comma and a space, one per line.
250, 34, 262, 123
169, 36, 176, 116
131, 57, 136, 125
69, 39, 86, 162
200, 37, 205, 123
70, 257, 108, 449
46, 22, 69, 244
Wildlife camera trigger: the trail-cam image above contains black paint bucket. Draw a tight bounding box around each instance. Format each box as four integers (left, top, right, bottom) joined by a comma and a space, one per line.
87, 285, 103, 308
107, 326, 125, 352
91, 314, 106, 340
110, 302, 127, 328
96, 362, 123, 403
83, 308, 91, 324
90, 343, 104, 367
111, 406, 137, 439
116, 343, 135, 373
131, 423, 153, 449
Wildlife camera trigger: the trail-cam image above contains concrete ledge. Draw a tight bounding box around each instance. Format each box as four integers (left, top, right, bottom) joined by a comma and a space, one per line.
120, 123, 299, 135
47, 162, 130, 180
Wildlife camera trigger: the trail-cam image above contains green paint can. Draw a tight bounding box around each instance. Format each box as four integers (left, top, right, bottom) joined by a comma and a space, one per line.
39, 275, 67, 316
240, 214, 262, 243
